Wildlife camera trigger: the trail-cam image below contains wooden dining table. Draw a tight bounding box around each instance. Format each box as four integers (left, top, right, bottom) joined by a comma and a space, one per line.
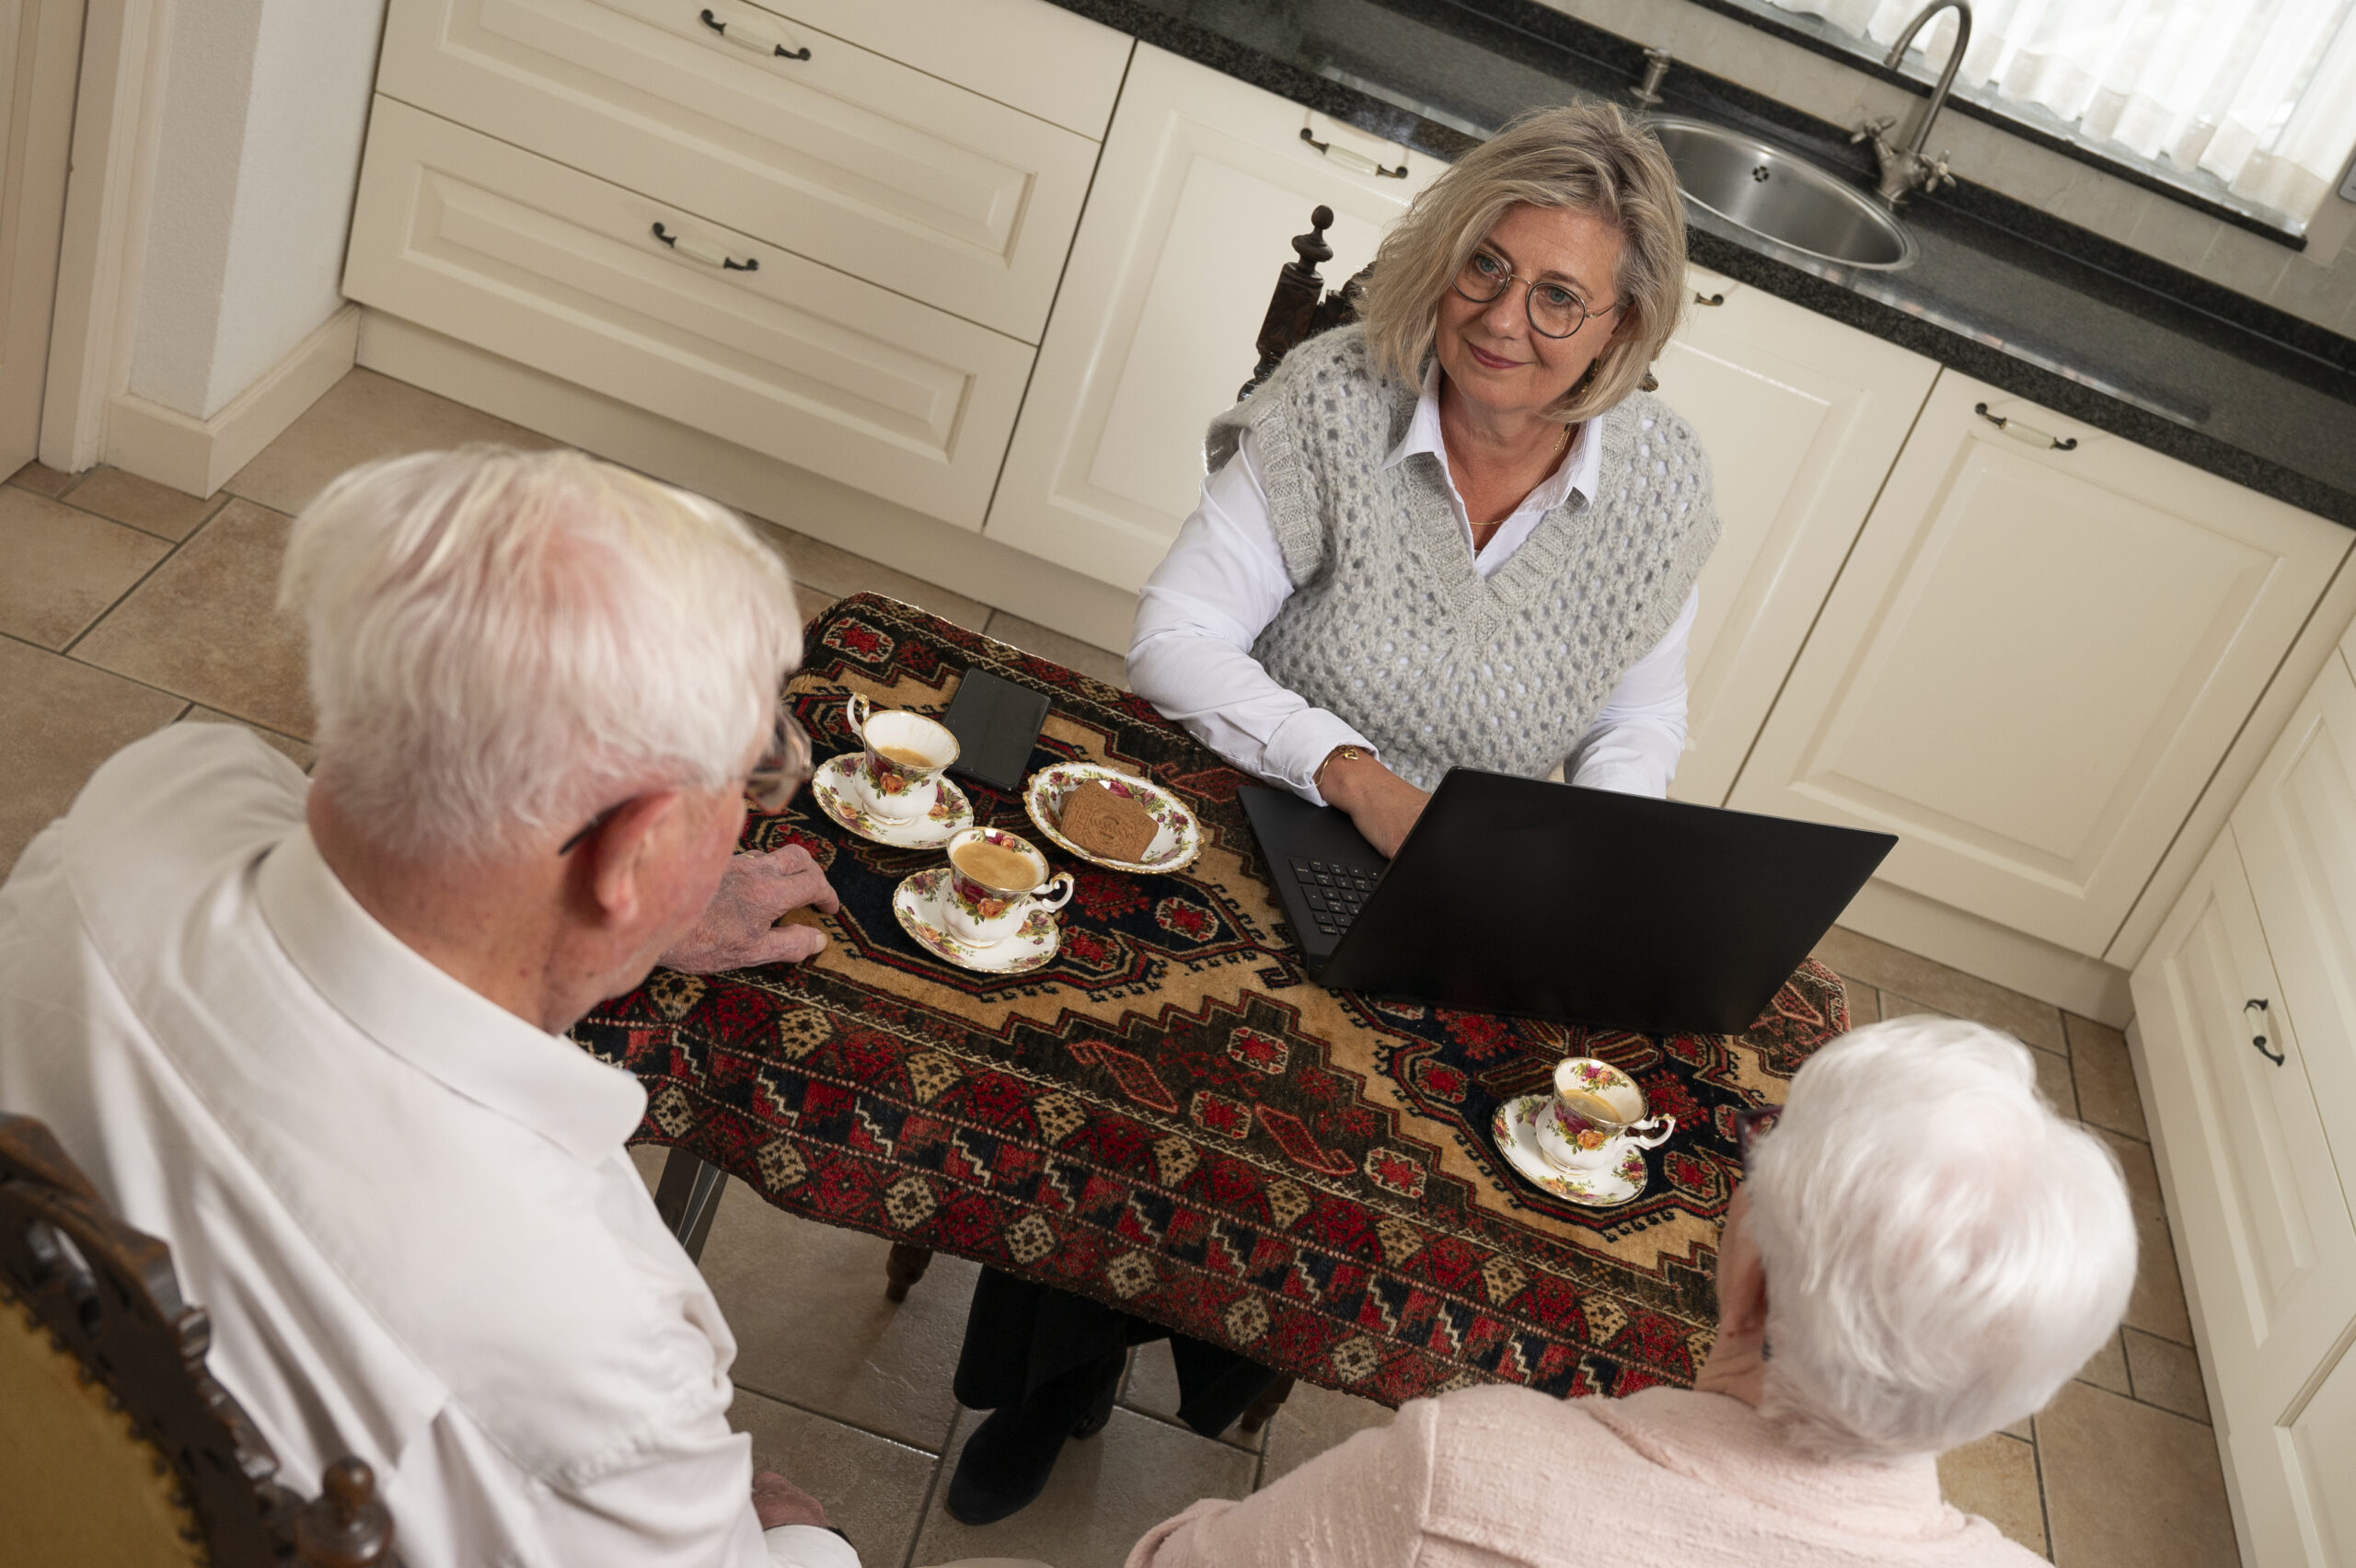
571, 593, 1853, 1409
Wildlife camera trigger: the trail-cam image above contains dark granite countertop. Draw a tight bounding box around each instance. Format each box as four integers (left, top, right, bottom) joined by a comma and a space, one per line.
1046, 0, 2356, 527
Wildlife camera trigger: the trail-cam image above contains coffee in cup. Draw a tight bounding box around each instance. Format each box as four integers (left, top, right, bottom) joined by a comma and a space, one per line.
846, 693, 958, 821
1534, 1056, 1675, 1174
941, 826, 1072, 947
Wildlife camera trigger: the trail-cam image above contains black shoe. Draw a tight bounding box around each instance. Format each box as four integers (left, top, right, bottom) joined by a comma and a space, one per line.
945, 1401, 1070, 1525
945, 1351, 1125, 1524
1070, 1351, 1124, 1439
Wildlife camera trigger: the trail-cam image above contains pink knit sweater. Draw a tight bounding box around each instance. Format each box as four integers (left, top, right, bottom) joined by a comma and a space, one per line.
1126, 1385, 2039, 1568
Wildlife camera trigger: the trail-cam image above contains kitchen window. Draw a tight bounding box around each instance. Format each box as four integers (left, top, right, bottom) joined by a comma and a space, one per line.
1756, 0, 2356, 235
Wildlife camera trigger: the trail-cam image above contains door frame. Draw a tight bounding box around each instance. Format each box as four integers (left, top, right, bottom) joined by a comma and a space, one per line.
1, 0, 88, 473
38, 0, 172, 475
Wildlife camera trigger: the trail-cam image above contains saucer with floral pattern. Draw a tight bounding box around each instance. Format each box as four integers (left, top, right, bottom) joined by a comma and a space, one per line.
1490, 1094, 1648, 1206
812, 753, 973, 848
892, 868, 1061, 975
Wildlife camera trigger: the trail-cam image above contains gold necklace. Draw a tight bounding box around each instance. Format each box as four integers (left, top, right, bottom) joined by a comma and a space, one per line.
1474, 423, 1573, 533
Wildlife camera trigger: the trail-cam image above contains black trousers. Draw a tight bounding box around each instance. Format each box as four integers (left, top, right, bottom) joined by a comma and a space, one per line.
952, 1266, 1282, 1438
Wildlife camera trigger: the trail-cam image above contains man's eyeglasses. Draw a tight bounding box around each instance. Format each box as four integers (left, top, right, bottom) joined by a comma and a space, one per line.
558, 704, 814, 855
1733, 1105, 1781, 1170
1450, 248, 1624, 340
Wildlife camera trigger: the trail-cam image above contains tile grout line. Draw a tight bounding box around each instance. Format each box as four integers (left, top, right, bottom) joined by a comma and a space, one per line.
900, 1413, 957, 1568
53, 487, 234, 547
0, 619, 316, 749
724, 1378, 949, 1459
58, 504, 219, 658
2028, 1414, 2058, 1562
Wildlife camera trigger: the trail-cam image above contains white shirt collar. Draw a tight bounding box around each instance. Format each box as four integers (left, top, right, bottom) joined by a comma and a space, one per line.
1380, 362, 1602, 574
254, 825, 647, 1167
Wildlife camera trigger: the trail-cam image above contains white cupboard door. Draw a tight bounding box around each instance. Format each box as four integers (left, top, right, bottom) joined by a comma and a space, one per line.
2224, 1331, 2356, 1568
343, 98, 1033, 527
1650, 267, 1938, 806
2130, 830, 2356, 1422
983, 45, 1438, 593
2236, 651, 2356, 1182
1729, 372, 2350, 954
376, 0, 1107, 341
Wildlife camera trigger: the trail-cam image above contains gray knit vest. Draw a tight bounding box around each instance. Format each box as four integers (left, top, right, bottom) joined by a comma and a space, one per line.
1207, 324, 1720, 790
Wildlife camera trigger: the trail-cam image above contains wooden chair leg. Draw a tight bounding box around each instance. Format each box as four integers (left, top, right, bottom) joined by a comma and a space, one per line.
884, 1242, 934, 1303
653, 1146, 728, 1265
1238, 1374, 1295, 1435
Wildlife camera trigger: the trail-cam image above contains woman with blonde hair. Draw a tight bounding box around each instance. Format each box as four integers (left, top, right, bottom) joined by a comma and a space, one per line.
1129, 102, 1714, 854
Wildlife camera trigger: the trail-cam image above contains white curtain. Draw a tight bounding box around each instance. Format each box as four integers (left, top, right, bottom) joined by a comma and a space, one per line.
1766, 0, 2356, 224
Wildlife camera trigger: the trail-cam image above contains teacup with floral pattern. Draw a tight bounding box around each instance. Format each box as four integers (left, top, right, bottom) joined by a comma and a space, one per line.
848, 693, 958, 822
1535, 1056, 1676, 1174
941, 826, 1072, 947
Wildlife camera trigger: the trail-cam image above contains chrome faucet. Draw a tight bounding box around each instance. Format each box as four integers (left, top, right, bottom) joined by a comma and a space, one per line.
1853, 0, 1971, 202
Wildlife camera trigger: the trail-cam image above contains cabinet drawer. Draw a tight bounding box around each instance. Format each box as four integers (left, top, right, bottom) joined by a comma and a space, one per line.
2130, 830, 2356, 1419
752, 0, 1128, 137
378, 0, 1101, 341
344, 98, 1033, 528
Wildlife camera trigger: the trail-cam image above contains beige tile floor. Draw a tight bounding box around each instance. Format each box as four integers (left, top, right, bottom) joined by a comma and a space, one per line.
2, 371, 2237, 1567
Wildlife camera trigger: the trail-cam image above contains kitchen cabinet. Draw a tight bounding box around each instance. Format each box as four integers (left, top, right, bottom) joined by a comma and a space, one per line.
1649, 268, 1938, 807
982, 45, 1438, 593
375, 0, 1114, 342
2134, 651, 2356, 1566
344, 98, 1034, 525
1728, 370, 2350, 956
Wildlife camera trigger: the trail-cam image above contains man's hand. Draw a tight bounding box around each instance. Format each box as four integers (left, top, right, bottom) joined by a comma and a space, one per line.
751, 1470, 830, 1531
659, 845, 841, 973
1317, 751, 1430, 859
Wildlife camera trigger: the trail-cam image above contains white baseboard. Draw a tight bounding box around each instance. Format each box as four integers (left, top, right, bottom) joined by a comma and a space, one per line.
103, 304, 361, 497
353, 309, 1138, 655
1839, 876, 2137, 1027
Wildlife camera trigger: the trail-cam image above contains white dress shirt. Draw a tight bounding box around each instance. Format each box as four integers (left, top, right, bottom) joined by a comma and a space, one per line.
1129, 365, 1698, 803
0, 725, 854, 1568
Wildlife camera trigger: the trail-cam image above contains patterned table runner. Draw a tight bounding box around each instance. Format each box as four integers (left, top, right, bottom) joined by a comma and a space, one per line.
573, 594, 1850, 1407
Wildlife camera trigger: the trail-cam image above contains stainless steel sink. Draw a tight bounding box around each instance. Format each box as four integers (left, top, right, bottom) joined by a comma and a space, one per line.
1650, 116, 1915, 271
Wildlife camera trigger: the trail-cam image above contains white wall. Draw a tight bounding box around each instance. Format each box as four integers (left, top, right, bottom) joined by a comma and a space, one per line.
1541, 0, 2356, 338
128, 0, 387, 421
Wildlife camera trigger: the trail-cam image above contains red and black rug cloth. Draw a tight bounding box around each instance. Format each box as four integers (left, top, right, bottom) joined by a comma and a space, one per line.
572, 594, 1851, 1409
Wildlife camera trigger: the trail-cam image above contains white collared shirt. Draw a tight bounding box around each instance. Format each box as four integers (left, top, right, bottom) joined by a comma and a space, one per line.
1128, 365, 1696, 803
0, 724, 853, 1568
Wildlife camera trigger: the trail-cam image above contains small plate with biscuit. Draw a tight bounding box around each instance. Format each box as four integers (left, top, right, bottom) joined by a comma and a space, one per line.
1023, 761, 1202, 875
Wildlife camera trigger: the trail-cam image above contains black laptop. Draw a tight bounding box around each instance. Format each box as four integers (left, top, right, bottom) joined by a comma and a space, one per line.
1241, 769, 1895, 1035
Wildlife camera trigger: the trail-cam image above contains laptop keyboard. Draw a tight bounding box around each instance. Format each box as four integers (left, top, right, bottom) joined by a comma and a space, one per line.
1288, 857, 1380, 940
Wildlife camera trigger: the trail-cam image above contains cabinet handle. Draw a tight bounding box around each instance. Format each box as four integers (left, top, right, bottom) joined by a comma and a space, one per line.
1974, 401, 2078, 451
698, 6, 812, 59
2246, 998, 2285, 1066
1692, 291, 1725, 306
652, 222, 759, 271
1299, 127, 1406, 179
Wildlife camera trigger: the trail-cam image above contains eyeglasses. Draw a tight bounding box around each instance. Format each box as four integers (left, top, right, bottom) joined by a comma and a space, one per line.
1733, 1105, 1781, 1169
745, 705, 814, 813
558, 703, 814, 855
1451, 248, 1623, 340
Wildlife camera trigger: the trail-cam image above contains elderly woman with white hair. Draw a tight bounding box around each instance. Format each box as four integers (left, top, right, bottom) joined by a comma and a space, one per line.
1124, 1017, 2139, 1567
1129, 102, 1713, 856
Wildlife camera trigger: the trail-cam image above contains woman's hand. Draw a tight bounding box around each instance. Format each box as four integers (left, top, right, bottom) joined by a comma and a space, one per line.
1317, 751, 1431, 859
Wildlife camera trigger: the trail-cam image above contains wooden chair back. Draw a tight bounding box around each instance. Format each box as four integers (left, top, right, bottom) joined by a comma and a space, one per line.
0, 1113, 399, 1566
1240, 204, 1373, 400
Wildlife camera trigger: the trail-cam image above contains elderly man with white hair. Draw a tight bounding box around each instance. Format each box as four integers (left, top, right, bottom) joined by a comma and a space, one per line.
0, 448, 863, 1566
1124, 1016, 2139, 1568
